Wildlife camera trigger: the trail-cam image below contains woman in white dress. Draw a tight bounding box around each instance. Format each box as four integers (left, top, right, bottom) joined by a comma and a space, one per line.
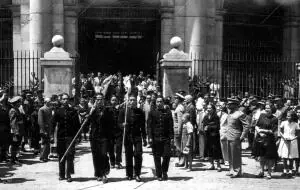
278, 111, 300, 177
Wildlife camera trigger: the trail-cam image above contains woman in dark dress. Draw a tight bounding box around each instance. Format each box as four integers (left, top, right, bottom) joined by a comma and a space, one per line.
253, 103, 278, 179
203, 104, 223, 171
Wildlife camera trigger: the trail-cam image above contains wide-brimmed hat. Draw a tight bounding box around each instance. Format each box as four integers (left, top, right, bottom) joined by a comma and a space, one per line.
175, 93, 185, 101
9, 96, 22, 104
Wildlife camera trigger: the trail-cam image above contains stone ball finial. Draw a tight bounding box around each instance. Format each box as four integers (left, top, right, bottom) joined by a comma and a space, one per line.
52, 35, 64, 48
170, 36, 182, 49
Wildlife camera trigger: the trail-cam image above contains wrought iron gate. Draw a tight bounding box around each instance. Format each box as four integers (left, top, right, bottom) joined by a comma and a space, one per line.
190, 54, 298, 99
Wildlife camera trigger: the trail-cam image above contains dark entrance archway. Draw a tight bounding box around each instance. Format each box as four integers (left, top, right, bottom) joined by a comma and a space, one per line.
78, 7, 161, 75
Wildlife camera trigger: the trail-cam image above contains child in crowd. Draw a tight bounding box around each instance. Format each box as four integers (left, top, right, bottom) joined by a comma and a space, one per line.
182, 113, 194, 171
278, 111, 300, 177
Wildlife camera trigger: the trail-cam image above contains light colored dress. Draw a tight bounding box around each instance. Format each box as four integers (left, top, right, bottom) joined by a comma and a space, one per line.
278, 120, 300, 159
181, 121, 194, 154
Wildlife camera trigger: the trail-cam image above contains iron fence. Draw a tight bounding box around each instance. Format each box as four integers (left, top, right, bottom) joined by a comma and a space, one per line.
190, 54, 299, 99
0, 50, 42, 96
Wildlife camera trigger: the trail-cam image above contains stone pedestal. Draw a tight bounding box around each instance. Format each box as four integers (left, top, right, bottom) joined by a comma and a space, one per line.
40, 35, 73, 98
161, 37, 191, 97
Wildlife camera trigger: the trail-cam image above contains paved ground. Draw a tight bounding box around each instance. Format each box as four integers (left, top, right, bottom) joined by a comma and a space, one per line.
1, 141, 300, 190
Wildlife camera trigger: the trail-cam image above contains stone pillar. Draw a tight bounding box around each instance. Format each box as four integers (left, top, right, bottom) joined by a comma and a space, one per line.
174, 0, 186, 50
21, 1, 30, 50
11, 6, 21, 51
161, 37, 191, 97
29, 0, 52, 52
64, 7, 78, 57
161, 8, 174, 56
283, 4, 300, 78
40, 35, 73, 97
283, 9, 300, 61
52, 0, 64, 36
185, 0, 208, 76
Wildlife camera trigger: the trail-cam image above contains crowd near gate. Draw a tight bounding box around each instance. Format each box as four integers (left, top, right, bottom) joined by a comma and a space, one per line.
190, 54, 299, 100
0, 49, 299, 99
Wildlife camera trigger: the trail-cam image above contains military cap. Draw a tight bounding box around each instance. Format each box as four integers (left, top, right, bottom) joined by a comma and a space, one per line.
9, 96, 22, 104
257, 100, 266, 106
227, 97, 240, 105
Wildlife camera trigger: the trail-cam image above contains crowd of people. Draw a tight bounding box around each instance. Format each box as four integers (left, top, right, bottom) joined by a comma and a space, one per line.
1, 71, 300, 184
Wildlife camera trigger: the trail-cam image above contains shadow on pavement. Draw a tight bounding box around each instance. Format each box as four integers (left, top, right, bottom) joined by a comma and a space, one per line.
108, 176, 193, 183
71, 177, 96, 182
0, 163, 17, 178
75, 146, 91, 158
2, 177, 35, 184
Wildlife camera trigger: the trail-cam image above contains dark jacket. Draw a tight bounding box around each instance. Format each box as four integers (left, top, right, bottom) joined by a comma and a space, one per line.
148, 107, 174, 141
38, 105, 53, 135
202, 112, 220, 136
89, 106, 113, 140
107, 106, 122, 136
52, 105, 80, 140
118, 107, 146, 141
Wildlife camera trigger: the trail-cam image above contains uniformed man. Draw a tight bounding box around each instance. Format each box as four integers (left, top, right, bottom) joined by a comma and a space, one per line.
89, 93, 113, 183
38, 98, 53, 162
118, 94, 147, 182
224, 97, 250, 178
107, 95, 123, 169
52, 93, 80, 182
8, 96, 24, 164
148, 97, 174, 181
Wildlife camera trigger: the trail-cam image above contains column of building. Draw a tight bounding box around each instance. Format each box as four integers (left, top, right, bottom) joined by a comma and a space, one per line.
64, 6, 78, 57
283, 4, 300, 62
185, 0, 208, 76
160, 7, 174, 56
174, 0, 186, 51
52, 0, 64, 37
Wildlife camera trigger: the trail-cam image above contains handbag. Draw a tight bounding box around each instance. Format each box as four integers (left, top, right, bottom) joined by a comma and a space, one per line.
183, 147, 190, 155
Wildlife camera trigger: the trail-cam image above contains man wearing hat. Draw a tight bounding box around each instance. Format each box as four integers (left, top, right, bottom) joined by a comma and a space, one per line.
8, 96, 24, 164
223, 97, 250, 178
52, 93, 80, 182
173, 93, 185, 167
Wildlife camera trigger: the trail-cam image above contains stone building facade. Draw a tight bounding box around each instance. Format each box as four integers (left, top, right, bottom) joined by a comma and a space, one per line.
0, 0, 300, 95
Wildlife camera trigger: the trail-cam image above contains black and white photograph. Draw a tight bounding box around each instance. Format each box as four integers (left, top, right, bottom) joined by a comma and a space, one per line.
1, 0, 300, 189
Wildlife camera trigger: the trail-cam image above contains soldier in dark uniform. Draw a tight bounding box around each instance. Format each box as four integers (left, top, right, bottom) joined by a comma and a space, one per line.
52, 93, 80, 182
148, 97, 174, 181
0, 91, 10, 162
107, 95, 123, 169
89, 93, 113, 183
118, 94, 147, 182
